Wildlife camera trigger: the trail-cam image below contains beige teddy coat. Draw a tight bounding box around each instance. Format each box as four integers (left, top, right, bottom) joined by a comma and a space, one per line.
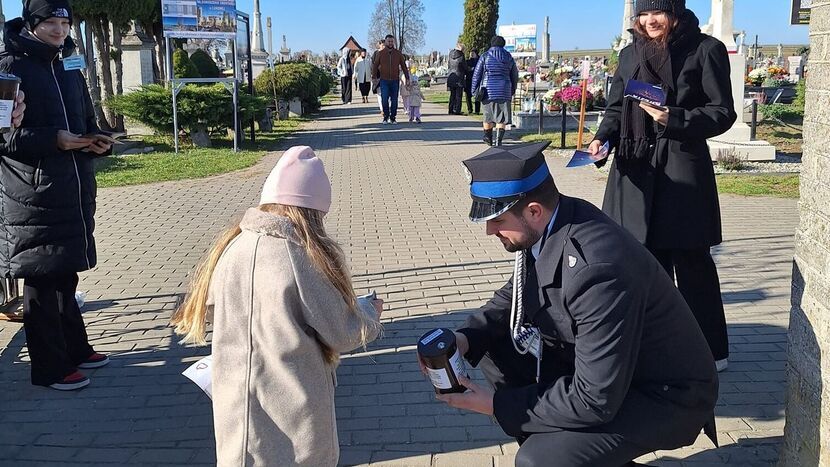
208, 208, 380, 466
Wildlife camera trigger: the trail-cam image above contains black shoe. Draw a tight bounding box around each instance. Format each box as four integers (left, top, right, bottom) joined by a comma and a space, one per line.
495, 128, 505, 146
483, 129, 493, 146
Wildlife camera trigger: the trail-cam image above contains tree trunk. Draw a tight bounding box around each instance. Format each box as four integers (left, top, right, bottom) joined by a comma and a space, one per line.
91, 16, 117, 129
112, 27, 125, 131
83, 19, 110, 131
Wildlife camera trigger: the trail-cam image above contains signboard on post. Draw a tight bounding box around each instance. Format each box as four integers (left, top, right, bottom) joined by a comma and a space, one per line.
163, 0, 238, 38
791, 0, 811, 25
497, 24, 537, 58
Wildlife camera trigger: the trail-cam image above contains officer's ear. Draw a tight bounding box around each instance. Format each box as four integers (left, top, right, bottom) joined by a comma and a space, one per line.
524, 202, 545, 222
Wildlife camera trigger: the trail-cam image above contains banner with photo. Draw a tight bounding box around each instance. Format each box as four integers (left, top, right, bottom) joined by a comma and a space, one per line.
498, 24, 537, 58
163, 0, 238, 38
791, 0, 811, 25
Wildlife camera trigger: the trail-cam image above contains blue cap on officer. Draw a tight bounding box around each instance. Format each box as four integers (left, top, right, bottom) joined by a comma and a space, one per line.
462, 141, 552, 222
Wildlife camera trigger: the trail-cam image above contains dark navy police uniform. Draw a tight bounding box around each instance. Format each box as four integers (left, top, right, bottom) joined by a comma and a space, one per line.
458, 142, 719, 466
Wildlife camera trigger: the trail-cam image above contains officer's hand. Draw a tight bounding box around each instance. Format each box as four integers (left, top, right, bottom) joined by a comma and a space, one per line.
435, 376, 494, 416
587, 139, 604, 156
11, 90, 25, 128
86, 139, 112, 155
57, 130, 95, 151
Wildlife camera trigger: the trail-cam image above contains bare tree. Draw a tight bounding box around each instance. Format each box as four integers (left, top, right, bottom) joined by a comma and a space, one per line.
367, 0, 426, 56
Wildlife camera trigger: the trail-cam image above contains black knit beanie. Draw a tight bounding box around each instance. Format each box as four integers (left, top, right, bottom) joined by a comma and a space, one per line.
635, 0, 685, 15
23, 0, 73, 30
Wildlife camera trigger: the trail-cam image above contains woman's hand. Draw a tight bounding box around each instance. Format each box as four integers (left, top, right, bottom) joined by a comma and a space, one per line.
86, 139, 113, 155
11, 90, 26, 128
587, 139, 604, 155
639, 102, 669, 126
57, 130, 95, 151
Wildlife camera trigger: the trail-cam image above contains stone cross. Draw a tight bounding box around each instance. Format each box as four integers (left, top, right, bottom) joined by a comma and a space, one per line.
708, 0, 737, 51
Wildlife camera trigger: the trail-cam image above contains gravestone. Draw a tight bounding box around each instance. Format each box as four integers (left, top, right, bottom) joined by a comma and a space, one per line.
788, 56, 804, 82
121, 23, 156, 91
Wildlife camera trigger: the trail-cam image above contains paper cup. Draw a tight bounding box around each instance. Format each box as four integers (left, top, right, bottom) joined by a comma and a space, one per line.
0, 73, 20, 130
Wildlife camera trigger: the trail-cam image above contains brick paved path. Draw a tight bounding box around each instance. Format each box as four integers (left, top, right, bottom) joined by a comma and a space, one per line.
0, 100, 797, 466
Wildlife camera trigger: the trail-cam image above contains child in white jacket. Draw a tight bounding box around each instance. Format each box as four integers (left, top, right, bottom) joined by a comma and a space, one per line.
408, 76, 425, 123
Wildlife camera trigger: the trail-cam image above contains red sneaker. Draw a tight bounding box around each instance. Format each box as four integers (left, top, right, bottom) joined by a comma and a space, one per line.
78, 353, 110, 369
49, 371, 89, 391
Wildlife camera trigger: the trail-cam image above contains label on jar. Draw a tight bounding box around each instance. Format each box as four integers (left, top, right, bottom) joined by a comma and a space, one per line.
427, 366, 453, 389
0, 99, 13, 129
448, 348, 468, 380
420, 328, 444, 346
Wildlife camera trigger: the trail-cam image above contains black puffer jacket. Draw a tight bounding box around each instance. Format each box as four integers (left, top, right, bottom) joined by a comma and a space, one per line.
446, 49, 468, 89
0, 18, 100, 278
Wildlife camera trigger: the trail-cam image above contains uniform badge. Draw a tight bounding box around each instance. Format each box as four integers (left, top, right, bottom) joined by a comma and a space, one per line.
568, 255, 578, 268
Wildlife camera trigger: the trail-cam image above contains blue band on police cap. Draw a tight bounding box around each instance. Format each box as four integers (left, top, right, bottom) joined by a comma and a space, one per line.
470, 163, 551, 199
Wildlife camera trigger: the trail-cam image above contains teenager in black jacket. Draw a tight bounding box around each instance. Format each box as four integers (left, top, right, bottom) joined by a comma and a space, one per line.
590, 0, 736, 372
0, 0, 113, 391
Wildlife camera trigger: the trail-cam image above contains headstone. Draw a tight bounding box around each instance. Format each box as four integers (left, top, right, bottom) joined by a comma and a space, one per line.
120, 22, 156, 91
704, 0, 775, 161
288, 97, 302, 117
788, 56, 804, 82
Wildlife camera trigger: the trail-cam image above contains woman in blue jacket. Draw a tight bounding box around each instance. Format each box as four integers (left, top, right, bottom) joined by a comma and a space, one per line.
471, 36, 519, 146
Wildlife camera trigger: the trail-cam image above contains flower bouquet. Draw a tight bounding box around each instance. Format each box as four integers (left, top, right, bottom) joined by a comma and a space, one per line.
556, 86, 594, 111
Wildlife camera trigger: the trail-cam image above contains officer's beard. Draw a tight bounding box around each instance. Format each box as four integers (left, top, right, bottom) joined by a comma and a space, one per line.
500, 217, 544, 253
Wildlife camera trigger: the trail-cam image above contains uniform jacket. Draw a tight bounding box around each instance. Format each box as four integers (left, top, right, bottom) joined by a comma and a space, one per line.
447, 49, 468, 89
209, 208, 381, 466
458, 196, 718, 450
372, 47, 409, 82
471, 46, 519, 102
594, 11, 736, 249
0, 18, 103, 278
354, 57, 372, 84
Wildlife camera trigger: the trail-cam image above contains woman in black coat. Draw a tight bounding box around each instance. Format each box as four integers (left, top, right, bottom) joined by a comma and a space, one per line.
0, 0, 113, 390
590, 0, 736, 370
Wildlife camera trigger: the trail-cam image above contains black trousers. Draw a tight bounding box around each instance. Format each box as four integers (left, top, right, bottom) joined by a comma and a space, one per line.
358, 82, 371, 97
464, 86, 480, 114
649, 247, 729, 361
449, 86, 464, 114
478, 337, 649, 467
22, 273, 94, 386
340, 76, 353, 103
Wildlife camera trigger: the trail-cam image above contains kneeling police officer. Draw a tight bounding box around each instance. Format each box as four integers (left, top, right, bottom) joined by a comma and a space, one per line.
426, 142, 719, 466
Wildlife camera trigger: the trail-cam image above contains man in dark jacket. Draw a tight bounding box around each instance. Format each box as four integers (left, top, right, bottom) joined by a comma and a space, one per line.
446, 43, 468, 115
0, 0, 113, 391
429, 142, 719, 465
464, 50, 480, 115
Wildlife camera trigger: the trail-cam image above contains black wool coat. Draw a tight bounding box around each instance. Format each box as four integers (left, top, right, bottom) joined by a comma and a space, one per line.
594, 24, 737, 249
447, 49, 468, 89
458, 196, 719, 451
0, 18, 102, 278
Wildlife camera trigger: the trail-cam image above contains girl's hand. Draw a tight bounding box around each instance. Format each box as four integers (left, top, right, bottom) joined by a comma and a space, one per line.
639, 102, 669, 126
587, 139, 604, 155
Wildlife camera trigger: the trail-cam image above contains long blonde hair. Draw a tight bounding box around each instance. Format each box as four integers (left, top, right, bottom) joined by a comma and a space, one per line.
171, 204, 369, 365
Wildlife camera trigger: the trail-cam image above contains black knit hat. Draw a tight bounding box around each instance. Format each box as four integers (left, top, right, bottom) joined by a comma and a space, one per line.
23, 0, 73, 30
635, 0, 685, 15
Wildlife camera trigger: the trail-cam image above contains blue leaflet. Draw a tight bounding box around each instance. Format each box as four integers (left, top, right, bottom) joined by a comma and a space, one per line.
567, 141, 610, 168
624, 79, 666, 107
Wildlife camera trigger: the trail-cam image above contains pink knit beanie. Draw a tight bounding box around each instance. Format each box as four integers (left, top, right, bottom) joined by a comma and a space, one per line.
259, 146, 332, 213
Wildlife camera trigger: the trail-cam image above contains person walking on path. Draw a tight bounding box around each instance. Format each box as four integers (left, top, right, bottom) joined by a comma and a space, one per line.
172, 146, 383, 467
371, 40, 384, 116
427, 142, 718, 466
447, 43, 468, 115
337, 48, 353, 104
464, 50, 481, 115
471, 36, 518, 146
354, 49, 372, 103
0, 0, 113, 391
589, 0, 735, 372
372, 34, 410, 124
407, 75, 424, 123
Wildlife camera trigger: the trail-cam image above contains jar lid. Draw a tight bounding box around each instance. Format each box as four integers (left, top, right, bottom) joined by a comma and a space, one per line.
417, 328, 456, 358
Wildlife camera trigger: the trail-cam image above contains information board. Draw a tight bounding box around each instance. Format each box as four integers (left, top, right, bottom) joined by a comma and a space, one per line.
498, 24, 537, 58
163, 0, 237, 38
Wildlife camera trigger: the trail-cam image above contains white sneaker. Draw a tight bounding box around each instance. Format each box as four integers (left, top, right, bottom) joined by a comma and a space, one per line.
715, 358, 728, 372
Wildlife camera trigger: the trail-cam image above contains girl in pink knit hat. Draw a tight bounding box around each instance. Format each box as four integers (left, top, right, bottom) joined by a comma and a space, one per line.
172, 146, 383, 466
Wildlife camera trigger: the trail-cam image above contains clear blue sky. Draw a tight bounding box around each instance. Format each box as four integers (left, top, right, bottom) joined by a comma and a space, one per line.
0, 0, 809, 54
